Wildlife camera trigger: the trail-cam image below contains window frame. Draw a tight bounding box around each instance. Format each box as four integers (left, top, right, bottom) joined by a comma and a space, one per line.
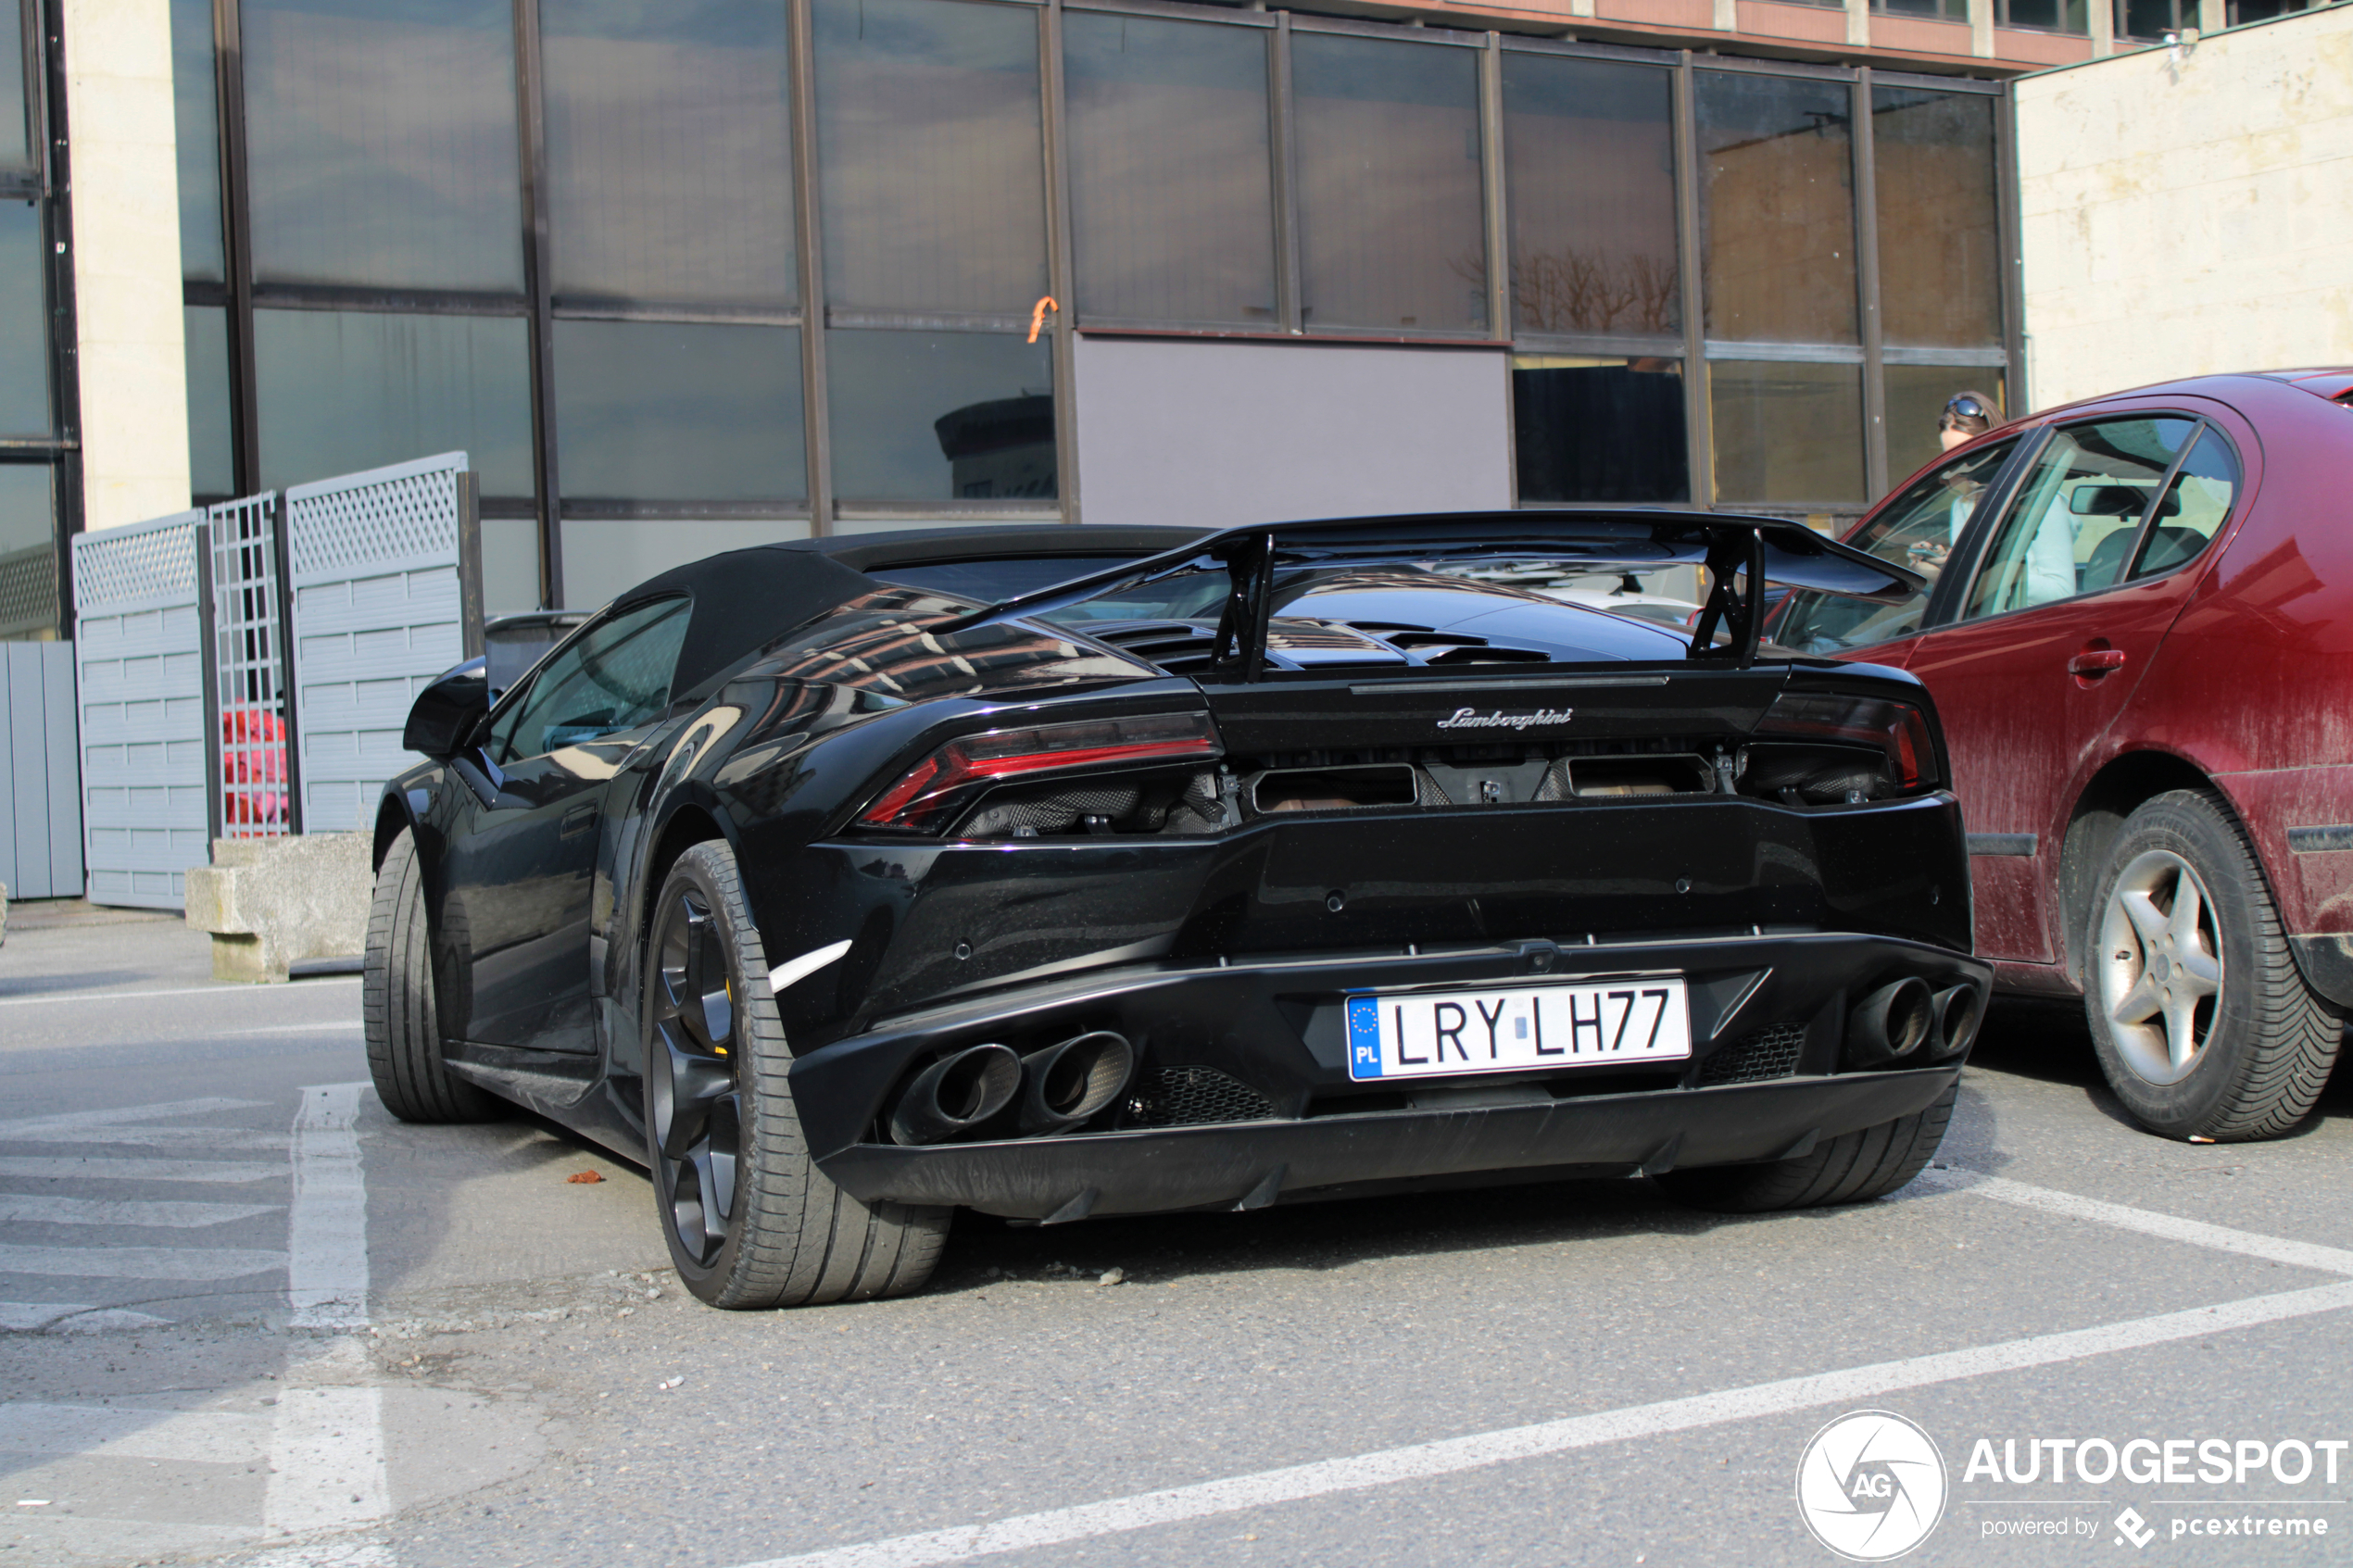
482, 590, 692, 764
1771, 431, 2026, 655
1937, 411, 2239, 632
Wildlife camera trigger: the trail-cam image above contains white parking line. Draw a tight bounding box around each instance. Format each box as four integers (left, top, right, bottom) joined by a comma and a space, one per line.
0, 1195, 283, 1227
263, 1084, 393, 1562
0, 1243, 287, 1279
0, 1155, 282, 1183
0, 980, 359, 1008
1915, 1166, 2353, 1275
0, 1097, 266, 1138
725, 1169, 2353, 1568
286, 1084, 370, 1331
0, 1400, 272, 1464
731, 1280, 2353, 1568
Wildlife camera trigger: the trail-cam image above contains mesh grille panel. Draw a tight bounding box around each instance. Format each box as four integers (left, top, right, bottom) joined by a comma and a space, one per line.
72, 512, 200, 615
1697, 1022, 1808, 1085
286, 457, 462, 582
209, 495, 290, 840
0, 541, 56, 637
1123, 1066, 1276, 1128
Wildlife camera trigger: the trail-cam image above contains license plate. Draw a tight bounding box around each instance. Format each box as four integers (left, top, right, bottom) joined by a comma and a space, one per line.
1344, 978, 1692, 1082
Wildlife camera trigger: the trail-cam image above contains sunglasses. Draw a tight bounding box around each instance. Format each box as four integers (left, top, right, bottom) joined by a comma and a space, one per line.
1943, 395, 1992, 421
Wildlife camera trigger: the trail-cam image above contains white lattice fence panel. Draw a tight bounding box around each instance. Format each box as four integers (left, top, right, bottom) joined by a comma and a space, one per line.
208, 493, 292, 840
73, 512, 208, 909
286, 453, 476, 833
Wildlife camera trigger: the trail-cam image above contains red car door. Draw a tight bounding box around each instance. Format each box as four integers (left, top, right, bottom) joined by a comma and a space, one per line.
1902, 411, 2244, 966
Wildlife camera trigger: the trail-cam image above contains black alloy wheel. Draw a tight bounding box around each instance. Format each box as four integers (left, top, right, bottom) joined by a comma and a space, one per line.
641, 840, 951, 1308
648, 885, 743, 1270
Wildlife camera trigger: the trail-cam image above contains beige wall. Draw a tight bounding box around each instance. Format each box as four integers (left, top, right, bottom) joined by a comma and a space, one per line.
63, 0, 190, 530
2017, 8, 2353, 411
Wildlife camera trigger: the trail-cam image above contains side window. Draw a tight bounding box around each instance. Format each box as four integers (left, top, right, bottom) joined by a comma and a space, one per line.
1960, 417, 2196, 621
2133, 426, 2241, 579
487, 596, 692, 763
1772, 436, 2017, 654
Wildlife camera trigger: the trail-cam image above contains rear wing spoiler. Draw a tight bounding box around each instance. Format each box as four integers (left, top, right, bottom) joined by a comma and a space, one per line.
959, 509, 1920, 680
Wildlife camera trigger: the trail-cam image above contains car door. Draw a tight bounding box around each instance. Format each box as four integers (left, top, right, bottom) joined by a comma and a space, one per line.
440, 595, 693, 1052
1902, 412, 2244, 965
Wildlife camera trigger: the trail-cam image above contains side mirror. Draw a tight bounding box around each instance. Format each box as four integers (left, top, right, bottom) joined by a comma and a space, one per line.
404, 657, 490, 760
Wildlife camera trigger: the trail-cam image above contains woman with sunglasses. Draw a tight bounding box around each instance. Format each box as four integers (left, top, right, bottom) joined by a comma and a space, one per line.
1937, 390, 1997, 451
1902, 390, 2003, 578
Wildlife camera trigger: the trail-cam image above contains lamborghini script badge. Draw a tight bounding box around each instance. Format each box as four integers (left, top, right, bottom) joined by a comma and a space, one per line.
1435, 706, 1574, 732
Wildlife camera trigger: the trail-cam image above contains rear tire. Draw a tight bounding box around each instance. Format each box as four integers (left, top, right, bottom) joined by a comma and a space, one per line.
363, 828, 503, 1123
2082, 789, 2341, 1141
1655, 1085, 1955, 1213
645, 840, 950, 1309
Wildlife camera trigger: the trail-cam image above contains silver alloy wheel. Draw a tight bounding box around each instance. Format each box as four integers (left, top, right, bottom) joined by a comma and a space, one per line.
2095, 848, 2225, 1085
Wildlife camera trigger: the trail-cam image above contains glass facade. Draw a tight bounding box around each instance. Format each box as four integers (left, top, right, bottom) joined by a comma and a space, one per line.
552, 320, 806, 505
252, 309, 535, 495
1503, 55, 1678, 339
1874, 89, 2000, 350
243, 0, 523, 293
828, 330, 1053, 503
1512, 357, 1687, 503
168, 3, 2016, 609
812, 0, 1046, 317
1292, 33, 1485, 334
184, 306, 236, 500
171, 0, 224, 282
1065, 13, 1276, 326
1698, 71, 1857, 346
544, 0, 798, 311
0, 8, 55, 640
1710, 360, 1867, 505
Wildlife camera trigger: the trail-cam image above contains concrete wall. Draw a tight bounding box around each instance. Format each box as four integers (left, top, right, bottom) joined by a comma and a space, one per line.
2016, 9, 2353, 411
1072, 336, 1513, 530
63, 0, 192, 531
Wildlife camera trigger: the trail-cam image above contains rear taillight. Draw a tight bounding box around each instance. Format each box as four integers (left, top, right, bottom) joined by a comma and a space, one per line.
861, 711, 1219, 834
1755, 691, 1937, 791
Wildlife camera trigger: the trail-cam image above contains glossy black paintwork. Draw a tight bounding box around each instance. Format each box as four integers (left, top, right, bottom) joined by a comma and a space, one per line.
373, 522, 1982, 1198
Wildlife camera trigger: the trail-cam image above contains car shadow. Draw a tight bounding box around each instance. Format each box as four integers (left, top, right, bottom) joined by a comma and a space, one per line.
922, 1165, 1917, 1298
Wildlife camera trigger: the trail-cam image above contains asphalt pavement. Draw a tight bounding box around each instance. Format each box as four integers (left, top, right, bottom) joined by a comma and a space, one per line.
2, 909, 2350, 1567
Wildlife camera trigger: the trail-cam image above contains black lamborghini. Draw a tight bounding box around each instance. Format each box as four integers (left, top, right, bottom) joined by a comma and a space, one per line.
364, 513, 1990, 1308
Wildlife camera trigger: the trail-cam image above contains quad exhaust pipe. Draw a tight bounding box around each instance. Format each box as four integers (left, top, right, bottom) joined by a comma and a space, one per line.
1844, 977, 1935, 1069
889, 1043, 1022, 1146
1020, 1031, 1136, 1134
887, 1031, 1137, 1146
1929, 984, 1982, 1060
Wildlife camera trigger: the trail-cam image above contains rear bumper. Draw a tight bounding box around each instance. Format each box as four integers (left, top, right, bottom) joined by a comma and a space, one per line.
793, 929, 1986, 1220
821, 1065, 1961, 1220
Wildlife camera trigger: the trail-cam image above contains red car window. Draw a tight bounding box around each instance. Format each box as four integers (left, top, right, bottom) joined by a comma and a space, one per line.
1960, 417, 2196, 621
2132, 427, 2241, 580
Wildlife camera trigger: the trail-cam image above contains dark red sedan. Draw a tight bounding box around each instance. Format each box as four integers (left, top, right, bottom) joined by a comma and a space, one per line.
1774, 370, 2353, 1142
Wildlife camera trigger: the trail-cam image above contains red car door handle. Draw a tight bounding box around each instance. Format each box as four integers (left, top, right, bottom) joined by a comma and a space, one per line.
2068, 649, 2127, 676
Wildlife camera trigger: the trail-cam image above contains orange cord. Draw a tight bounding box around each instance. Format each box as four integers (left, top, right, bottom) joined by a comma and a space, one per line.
1026, 295, 1059, 344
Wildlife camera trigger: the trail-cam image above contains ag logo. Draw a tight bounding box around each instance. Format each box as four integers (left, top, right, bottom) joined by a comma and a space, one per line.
1795, 1411, 1948, 1561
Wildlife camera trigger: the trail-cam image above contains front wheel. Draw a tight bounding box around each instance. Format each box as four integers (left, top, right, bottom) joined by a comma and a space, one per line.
1655, 1085, 1955, 1213
644, 840, 950, 1308
2083, 790, 2341, 1141
363, 828, 502, 1124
